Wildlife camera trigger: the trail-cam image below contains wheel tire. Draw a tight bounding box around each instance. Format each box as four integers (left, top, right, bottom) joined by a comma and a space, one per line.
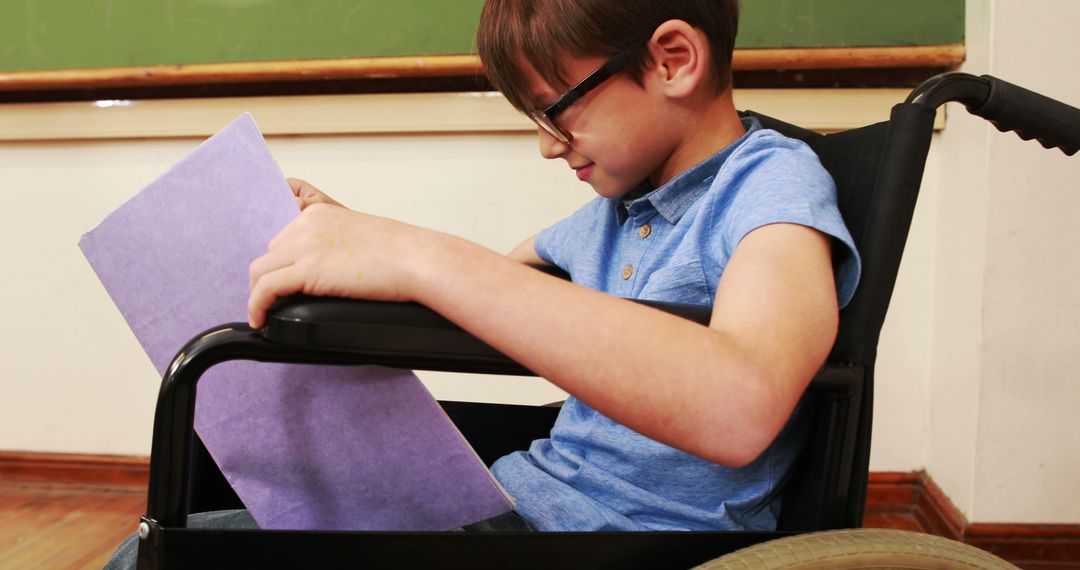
693, 529, 1019, 570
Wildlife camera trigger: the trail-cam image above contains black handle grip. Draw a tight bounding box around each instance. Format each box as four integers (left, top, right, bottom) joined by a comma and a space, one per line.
969, 75, 1080, 156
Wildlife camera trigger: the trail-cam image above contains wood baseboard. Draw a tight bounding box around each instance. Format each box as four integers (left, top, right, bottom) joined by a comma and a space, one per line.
868, 471, 1080, 569
3, 453, 1076, 568
0, 451, 148, 488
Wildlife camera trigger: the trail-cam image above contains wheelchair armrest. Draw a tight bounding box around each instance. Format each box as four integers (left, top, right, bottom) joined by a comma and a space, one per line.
261, 296, 521, 372
259, 294, 855, 397
260, 295, 713, 375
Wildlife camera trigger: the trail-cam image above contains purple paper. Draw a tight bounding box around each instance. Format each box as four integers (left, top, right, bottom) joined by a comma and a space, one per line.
78, 114, 513, 530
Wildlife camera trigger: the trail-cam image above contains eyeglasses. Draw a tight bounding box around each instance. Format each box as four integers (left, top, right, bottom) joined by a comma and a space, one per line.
528, 53, 630, 144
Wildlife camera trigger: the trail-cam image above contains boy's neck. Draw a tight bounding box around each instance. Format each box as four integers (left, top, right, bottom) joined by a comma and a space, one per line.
648, 89, 745, 189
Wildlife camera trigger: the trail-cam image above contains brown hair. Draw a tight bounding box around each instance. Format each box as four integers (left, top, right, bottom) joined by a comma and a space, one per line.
476, 0, 740, 113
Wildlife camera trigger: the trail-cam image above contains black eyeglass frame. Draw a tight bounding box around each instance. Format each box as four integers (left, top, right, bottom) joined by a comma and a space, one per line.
528, 52, 630, 144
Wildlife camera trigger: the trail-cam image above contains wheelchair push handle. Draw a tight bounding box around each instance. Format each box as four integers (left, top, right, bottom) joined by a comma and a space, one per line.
970, 75, 1080, 156
907, 72, 1080, 156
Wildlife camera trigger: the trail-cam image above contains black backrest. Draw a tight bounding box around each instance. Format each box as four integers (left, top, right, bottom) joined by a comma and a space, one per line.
743, 105, 937, 530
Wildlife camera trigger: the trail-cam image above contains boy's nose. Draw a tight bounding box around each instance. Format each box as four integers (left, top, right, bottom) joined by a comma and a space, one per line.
537, 128, 570, 159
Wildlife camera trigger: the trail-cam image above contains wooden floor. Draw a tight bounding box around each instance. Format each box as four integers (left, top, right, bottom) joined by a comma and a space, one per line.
0, 481, 144, 569
0, 479, 924, 570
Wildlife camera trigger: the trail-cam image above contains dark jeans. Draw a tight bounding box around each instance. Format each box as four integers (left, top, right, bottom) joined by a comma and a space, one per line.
103, 509, 535, 569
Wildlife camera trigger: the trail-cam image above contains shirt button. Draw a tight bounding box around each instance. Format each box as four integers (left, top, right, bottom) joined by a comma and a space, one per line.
621, 264, 633, 280
638, 224, 652, 239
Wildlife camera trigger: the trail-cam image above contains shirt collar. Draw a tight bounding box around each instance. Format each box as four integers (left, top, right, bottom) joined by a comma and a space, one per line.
617, 116, 761, 224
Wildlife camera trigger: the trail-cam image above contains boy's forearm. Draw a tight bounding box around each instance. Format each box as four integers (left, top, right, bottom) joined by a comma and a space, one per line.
408, 231, 814, 468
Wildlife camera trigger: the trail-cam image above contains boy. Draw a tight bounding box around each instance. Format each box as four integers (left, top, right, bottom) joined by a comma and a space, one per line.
109, 2, 859, 563
248, 0, 859, 532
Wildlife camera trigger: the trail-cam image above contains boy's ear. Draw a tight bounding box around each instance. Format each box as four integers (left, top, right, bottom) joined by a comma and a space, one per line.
646, 19, 709, 99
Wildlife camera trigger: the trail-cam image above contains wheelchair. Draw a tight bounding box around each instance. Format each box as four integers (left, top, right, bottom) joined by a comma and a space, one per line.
132, 72, 1079, 569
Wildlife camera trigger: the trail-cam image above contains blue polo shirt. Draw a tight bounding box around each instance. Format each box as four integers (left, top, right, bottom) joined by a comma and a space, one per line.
490, 117, 861, 531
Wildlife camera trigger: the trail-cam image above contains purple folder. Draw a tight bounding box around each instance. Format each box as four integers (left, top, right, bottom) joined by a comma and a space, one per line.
78, 114, 513, 530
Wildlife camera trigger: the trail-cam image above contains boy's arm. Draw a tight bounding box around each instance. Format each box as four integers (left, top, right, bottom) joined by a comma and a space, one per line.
248, 207, 836, 468
506, 235, 549, 266
415, 223, 836, 468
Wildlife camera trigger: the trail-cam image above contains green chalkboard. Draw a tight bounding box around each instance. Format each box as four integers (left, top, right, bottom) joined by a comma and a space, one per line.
738, 0, 964, 49
0, 0, 964, 73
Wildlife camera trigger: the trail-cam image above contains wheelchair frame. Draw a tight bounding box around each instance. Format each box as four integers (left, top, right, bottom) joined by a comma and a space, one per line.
133, 73, 1080, 569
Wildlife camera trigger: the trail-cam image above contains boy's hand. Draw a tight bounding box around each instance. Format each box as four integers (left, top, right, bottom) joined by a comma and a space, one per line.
247, 204, 432, 329
288, 177, 342, 210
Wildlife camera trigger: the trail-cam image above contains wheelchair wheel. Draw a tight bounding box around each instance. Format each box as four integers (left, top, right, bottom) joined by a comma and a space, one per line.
693, 528, 1018, 570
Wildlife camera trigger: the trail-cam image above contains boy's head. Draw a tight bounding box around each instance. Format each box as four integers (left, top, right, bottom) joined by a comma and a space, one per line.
476, 0, 740, 115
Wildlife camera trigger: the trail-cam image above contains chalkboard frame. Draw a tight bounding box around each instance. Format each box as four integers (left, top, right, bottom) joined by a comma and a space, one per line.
0, 45, 965, 96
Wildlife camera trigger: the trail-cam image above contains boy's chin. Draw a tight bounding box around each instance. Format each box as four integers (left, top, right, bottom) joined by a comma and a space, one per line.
587, 179, 636, 200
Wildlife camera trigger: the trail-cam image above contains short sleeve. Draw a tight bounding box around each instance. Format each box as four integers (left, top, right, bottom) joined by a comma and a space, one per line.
534, 196, 606, 272
704, 133, 861, 308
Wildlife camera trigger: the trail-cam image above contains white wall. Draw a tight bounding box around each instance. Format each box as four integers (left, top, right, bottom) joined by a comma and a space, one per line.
1, 0, 1078, 525
923, 0, 1080, 524
924, 0, 995, 521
